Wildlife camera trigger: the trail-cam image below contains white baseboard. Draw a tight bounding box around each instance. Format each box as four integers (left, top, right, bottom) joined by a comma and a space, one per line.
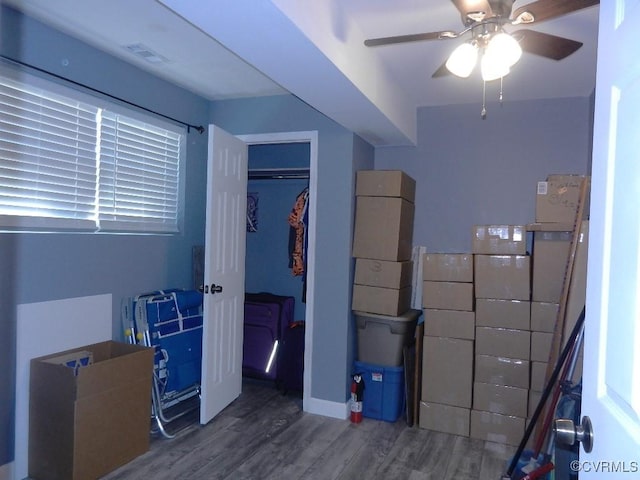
0, 461, 14, 480
304, 395, 349, 420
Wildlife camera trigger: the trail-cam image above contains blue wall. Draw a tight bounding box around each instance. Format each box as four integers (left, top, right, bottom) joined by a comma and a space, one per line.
0, 2, 595, 469
0, 5, 209, 465
375, 99, 593, 253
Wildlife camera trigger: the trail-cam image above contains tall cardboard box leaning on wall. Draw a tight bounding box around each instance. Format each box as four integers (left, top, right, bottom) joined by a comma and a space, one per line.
29, 341, 154, 480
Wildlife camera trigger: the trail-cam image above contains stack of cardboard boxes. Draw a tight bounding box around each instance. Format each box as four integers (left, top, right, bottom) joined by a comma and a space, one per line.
419, 253, 475, 435
351, 170, 420, 422
352, 170, 416, 316
471, 225, 531, 445
530, 174, 590, 410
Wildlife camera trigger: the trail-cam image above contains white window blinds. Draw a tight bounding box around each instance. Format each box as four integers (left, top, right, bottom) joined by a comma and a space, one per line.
0, 76, 98, 230
0, 69, 184, 233
98, 113, 180, 233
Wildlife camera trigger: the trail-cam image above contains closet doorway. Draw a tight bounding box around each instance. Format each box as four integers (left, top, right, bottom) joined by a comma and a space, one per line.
238, 131, 317, 412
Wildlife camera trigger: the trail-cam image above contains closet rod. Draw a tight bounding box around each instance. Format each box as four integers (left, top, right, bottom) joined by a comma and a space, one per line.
248, 168, 310, 180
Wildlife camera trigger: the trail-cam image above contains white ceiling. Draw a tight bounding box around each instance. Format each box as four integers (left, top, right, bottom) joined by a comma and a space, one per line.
2, 0, 600, 146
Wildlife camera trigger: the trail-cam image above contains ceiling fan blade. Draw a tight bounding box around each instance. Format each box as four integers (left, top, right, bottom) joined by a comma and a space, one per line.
511, 0, 599, 25
364, 31, 455, 47
432, 61, 452, 78
512, 30, 583, 60
450, 0, 493, 25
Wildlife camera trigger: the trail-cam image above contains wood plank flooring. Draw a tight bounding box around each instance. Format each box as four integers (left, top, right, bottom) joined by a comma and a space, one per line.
102, 380, 516, 480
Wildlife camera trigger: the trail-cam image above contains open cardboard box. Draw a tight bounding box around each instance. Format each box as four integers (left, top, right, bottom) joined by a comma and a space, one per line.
29, 341, 154, 480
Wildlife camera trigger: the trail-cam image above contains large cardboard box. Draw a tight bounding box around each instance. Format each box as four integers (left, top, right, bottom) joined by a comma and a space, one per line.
356, 170, 416, 201
475, 327, 531, 360
530, 361, 548, 392
422, 253, 473, 283
29, 341, 154, 480
352, 284, 412, 316
423, 309, 475, 340
475, 299, 530, 330
472, 225, 526, 255
352, 196, 415, 261
419, 401, 470, 436
532, 231, 572, 303
470, 410, 525, 446
474, 354, 530, 389
473, 382, 528, 418
530, 331, 553, 362
422, 336, 474, 408
530, 302, 559, 333
422, 281, 474, 311
536, 174, 590, 224
355, 258, 413, 289
474, 255, 531, 301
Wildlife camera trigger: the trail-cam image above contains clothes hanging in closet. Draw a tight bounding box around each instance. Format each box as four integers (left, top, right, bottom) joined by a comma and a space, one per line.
288, 187, 309, 278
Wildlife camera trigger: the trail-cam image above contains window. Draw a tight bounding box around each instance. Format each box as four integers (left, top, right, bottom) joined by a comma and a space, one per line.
0, 67, 185, 233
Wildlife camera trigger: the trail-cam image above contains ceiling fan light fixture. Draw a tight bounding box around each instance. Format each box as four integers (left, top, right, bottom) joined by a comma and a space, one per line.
480, 51, 510, 81
487, 32, 523, 68
445, 42, 478, 78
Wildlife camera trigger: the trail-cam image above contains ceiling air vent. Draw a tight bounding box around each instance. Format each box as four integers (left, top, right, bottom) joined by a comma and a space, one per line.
123, 43, 169, 64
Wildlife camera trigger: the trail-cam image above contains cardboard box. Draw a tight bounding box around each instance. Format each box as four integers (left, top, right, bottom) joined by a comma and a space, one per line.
532, 231, 572, 302
419, 401, 470, 436
530, 302, 559, 333
422, 253, 473, 283
472, 225, 527, 255
354, 258, 413, 289
422, 336, 474, 408
423, 309, 475, 340
355, 170, 416, 202
529, 390, 543, 417
352, 196, 415, 261
474, 255, 531, 301
473, 382, 528, 418
29, 341, 154, 480
475, 327, 531, 360
531, 331, 553, 362
470, 410, 525, 446
352, 284, 412, 316
536, 174, 590, 224
475, 299, 530, 330
475, 354, 530, 389
422, 281, 474, 311
530, 361, 548, 392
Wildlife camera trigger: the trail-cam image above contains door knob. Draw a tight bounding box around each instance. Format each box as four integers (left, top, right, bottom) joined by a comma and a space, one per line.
554, 416, 594, 453
210, 283, 223, 294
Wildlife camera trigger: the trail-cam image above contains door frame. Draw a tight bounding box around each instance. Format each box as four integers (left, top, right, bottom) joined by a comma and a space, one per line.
238, 130, 317, 414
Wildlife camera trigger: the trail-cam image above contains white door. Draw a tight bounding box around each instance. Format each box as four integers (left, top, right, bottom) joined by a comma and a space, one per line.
200, 125, 247, 424
581, 1, 640, 476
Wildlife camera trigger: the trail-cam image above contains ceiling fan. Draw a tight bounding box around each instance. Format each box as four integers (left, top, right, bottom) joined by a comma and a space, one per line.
364, 0, 599, 79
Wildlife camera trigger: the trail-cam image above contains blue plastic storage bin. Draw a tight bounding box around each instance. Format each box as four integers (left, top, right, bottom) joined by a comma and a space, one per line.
354, 361, 404, 422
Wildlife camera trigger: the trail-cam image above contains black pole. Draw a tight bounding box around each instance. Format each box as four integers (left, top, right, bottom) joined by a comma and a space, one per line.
503, 306, 586, 479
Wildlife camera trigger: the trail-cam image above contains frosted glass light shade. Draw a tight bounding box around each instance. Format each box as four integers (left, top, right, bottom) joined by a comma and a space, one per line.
445, 42, 478, 78
487, 32, 522, 67
481, 52, 510, 81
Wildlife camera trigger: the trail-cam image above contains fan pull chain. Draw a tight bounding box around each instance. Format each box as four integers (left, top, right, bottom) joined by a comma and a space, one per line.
481, 80, 487, 119
499, 77, 504, 105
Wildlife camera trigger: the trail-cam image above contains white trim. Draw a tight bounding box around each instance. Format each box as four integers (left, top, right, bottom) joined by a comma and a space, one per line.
0, 462, 13, 480
238, 131, 319, 416
305, 397, 350, 420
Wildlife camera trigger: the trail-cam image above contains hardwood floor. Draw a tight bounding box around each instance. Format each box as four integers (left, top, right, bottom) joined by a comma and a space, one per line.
102, 380, 516, 480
